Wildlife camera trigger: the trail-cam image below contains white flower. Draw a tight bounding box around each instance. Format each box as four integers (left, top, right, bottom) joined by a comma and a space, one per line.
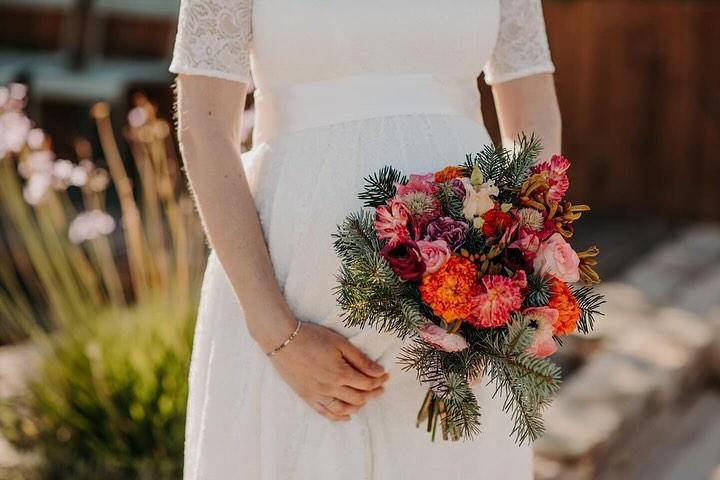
23, 172, 52, 205
518, 207, 544, 231
127, 106, 148, 128
68, 210, 116, 244
18, 150, 54, 179
460, 177, 497, 222
69, 166, 88, 187
26, 128, 45, 150
0, 86, 8, 108
0, 110, 31, 158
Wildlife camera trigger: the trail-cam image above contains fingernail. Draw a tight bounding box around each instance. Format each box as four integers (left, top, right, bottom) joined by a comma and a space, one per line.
372, 362, 385, 373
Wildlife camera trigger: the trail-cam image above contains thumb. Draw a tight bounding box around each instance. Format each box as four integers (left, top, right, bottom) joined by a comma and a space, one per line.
337, 340, 385, 377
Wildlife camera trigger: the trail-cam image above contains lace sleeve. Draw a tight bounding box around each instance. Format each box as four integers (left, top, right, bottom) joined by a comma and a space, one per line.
483, 0, 555, 85
169, 0, 252, 83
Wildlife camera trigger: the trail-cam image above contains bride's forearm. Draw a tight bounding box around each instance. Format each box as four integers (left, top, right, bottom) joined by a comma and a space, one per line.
175, 75, 296, 351
490, 73, 562, 161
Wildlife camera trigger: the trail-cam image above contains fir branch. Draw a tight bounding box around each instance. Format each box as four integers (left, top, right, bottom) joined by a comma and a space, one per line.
571, 285, 606, 334
474, 314, 562, 444
498, 133, 543, 192
524, 274, 552, 307
358, 166, 407, 207
435, 182, 464, 219
332, 209, 380, 264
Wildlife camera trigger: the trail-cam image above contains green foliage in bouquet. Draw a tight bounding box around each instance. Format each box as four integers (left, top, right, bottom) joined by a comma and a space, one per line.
334, 135, 604, 444
1, 300, 194, 480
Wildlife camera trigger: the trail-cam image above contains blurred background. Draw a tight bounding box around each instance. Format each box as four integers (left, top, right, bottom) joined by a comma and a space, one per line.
0, 0, 718, 479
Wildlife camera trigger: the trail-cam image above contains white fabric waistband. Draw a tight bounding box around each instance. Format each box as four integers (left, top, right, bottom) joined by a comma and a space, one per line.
252, 73, 482, 144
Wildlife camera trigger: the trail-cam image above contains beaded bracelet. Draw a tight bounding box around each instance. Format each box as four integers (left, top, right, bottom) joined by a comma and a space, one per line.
266, 318, 303, 357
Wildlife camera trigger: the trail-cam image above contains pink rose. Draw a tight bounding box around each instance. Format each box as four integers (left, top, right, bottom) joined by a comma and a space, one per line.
523, 307, 559, 358
533, 233, 580, 283
419, 323, 469, 352
416, 239, 450, 274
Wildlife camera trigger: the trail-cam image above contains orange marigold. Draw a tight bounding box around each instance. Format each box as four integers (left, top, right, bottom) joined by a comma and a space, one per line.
420, 256, 477, 322
547, 277, 580, 335
434, 166, 464, 183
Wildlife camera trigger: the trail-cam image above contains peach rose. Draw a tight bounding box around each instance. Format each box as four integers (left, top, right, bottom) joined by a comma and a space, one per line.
416, 239, 450, 274
533, 233, 580, 283
419, 323, 469, 352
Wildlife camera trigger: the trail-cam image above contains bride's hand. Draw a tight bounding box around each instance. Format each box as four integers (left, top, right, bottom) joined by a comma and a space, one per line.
268, 320, 389, 422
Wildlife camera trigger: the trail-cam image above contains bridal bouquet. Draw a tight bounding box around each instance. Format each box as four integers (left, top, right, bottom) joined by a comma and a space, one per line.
333, 135, 604, 443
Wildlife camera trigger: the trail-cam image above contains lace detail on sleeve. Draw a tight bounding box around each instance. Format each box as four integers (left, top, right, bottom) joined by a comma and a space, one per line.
483, 0, 555, 85
169, 0, 252, 83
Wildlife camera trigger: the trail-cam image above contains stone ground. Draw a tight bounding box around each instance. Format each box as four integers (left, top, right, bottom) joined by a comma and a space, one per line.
1, 219, 719, 479
535, 221, 720, 480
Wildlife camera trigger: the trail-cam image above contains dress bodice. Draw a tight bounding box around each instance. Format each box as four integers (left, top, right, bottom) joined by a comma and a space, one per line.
170, 0, 554, 88
170, 0, 555, 143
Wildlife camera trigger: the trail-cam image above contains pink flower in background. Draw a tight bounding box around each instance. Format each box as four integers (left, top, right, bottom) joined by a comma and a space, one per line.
467, 271, 526, 328
533, 233, 580, 283
0, 110, 31, 158
532, 154, 570, 203
374, 198, 412, 245
419, 323, 469, 352
416, 239, 450, 274
68, 210, 116, 244
523, 307, 559, 358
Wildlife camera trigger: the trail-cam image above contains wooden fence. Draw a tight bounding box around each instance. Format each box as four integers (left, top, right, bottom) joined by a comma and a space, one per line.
482, 0, 720, 220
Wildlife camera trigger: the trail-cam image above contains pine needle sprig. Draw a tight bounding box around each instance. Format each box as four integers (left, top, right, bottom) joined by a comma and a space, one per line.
498, 133, 543, 192
571, 285, 606, 334
358, 166, 407, 207
474, 315, 562, 444
332, 209, 380, 263
435, 182, 464, 219
524, 273, 552, 307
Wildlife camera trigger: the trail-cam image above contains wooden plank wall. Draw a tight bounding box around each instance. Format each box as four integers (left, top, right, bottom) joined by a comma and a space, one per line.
482, 0, 720, 220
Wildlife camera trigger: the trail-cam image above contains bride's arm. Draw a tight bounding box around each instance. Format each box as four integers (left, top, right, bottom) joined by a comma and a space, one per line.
490, 73, 562, 161
175, 75, 294, 348
175, 75, 388, 420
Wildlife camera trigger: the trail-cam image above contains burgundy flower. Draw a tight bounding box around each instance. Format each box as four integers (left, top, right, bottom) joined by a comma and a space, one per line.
380, 240, 426, 282
424, 217, 468, 251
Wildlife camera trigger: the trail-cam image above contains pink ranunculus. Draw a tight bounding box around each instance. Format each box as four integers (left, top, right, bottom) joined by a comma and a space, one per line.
394, 173, 437, 197
533, 233, 580, 283
419, 323, 469, 352
374, 198, 412, 246
416, 239, 451, 274
532, 154, 571, 203
523, 307, 559, 358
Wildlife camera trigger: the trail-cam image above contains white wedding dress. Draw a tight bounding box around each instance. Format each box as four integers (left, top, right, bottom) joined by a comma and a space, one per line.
170, 1, 555, 478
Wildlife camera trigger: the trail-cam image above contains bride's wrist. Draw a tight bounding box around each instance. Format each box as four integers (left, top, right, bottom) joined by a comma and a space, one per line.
246, 302, 299, 353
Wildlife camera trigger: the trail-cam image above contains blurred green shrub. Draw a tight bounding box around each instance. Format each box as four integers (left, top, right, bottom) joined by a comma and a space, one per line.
3, 300, 194, 479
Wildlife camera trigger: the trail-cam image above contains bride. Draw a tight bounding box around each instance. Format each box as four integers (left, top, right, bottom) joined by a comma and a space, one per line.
170, 0, 561, 478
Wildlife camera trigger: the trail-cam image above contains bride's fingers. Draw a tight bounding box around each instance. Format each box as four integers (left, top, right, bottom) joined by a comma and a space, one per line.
323, 398, 361, 416
313, 400, 350, 422
336, 340, 386, 378
334, 385, 384, 406
339, 364, 388, 391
